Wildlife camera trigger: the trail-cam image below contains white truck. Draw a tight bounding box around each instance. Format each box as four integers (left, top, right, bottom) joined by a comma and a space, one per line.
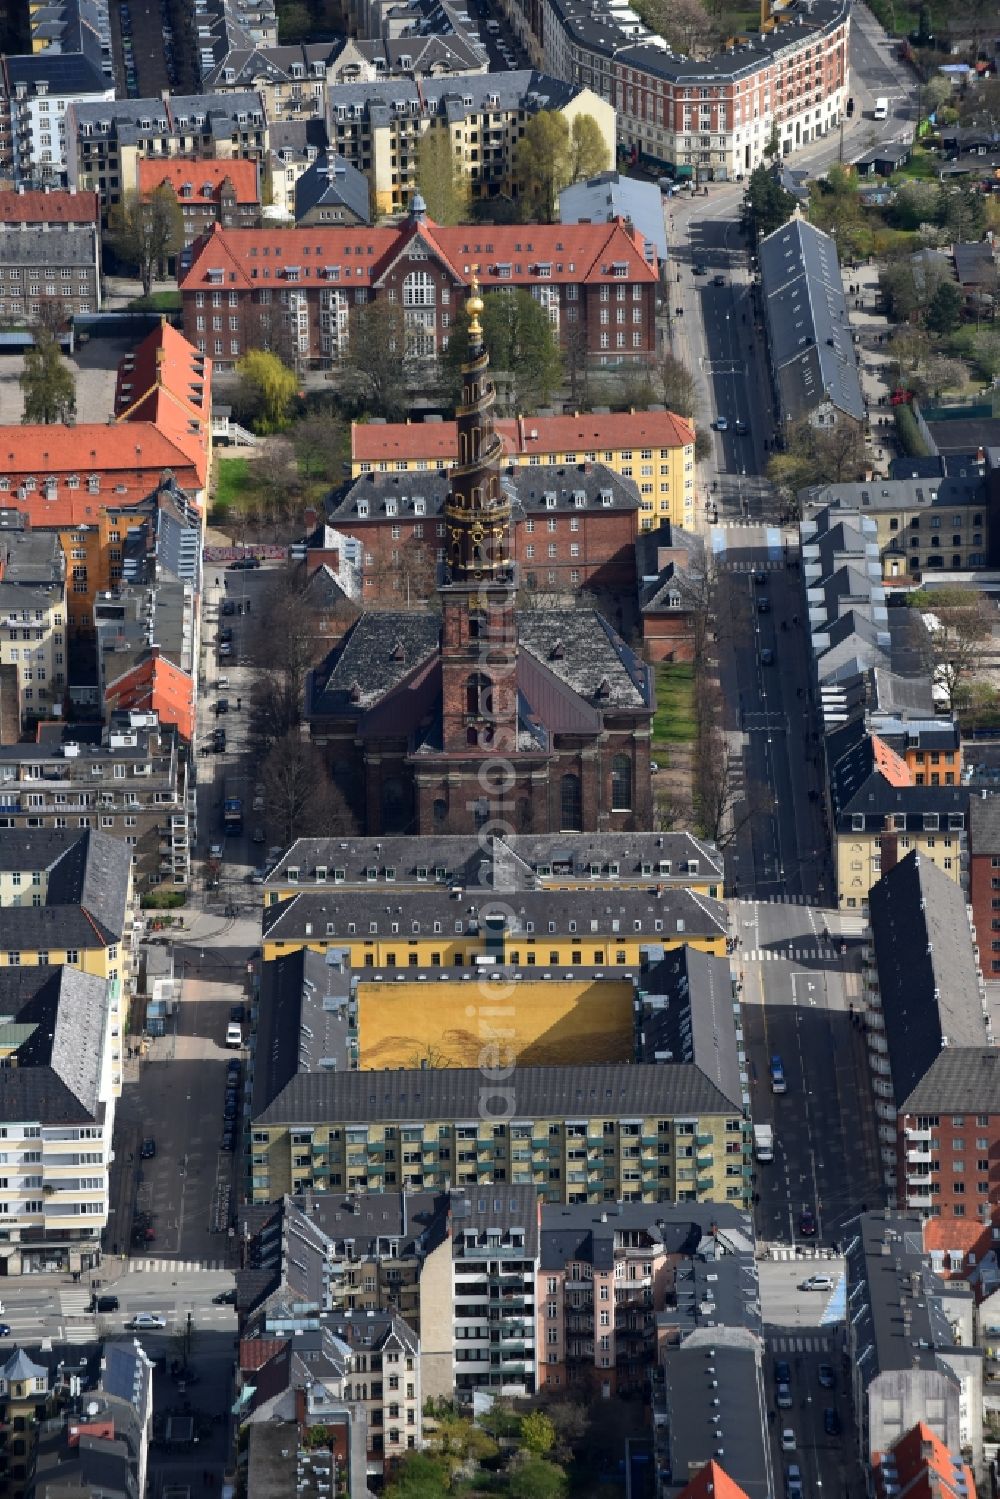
753, 1123, 774, 1162
873, 96, 889, 120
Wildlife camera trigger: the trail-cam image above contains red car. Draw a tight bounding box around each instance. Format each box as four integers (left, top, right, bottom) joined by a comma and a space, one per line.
799, 1209, 817, 1237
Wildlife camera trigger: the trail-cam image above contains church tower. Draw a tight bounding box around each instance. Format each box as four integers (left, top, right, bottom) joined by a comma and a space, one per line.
439, 275, 518, 756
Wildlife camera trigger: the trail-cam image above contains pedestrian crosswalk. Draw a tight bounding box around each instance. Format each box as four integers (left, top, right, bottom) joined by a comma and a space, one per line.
745, 948, 839, 963
62, 1320, 98, 1344
127, 1257, 228, 1274
769, 1333, 836, 1354
59, 1287, 93, 1317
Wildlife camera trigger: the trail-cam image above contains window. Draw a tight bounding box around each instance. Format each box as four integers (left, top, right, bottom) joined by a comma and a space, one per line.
611, 754, 632, 811
560, 773, 582, 832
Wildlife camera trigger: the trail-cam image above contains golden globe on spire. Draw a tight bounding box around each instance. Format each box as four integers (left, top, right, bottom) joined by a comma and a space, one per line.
466, 265, 484, 339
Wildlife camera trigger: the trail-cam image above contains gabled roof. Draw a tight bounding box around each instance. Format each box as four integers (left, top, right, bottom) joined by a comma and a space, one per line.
873, 1422, 974, 1499
137, 156, 260, 206
0, 189, 100, 225
350, 408, 694, 465
0, 964, 110, 1124
113, 320, 212, 488
180, 216, 658, 294
678, 1461, 753, 1499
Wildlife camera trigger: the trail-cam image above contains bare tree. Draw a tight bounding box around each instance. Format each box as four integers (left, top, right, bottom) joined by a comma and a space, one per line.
919, 588, 991, 714
262, 732, 357, 847
245, 571, 332, 754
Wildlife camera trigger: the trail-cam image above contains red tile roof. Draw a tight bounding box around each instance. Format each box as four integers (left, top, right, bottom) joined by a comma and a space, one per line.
872, 1422, 974, 1499
104, 650, 195, 743
114, 320, 212, 487
239, 1337, 287, 1372
676, 1461, 751, 1499
352, 409, 695, 465
138, 157, 260, 206
0, 188, 100, 225
180, 216, 659, 293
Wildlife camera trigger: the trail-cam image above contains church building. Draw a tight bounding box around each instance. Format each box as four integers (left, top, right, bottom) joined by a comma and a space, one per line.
304, 281, 654, 835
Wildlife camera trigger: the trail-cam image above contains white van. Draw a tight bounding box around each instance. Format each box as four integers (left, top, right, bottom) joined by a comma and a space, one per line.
225, 1022, 242, 1048
873, 97, 889, 120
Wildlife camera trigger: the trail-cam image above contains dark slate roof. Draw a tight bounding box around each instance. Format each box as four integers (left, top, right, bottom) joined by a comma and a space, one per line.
953, 241, 996, 288
661, 1343, 770, 1499
845, 1212, 954, 1388
325, 462, 638, 520
0, 828, 130, 949
0, 965, 109, 1123
294, 151, 371, 225
324, 68, 580, 122
4, 49, 108, 93
854, 141, 912, 167
640, 947, 745, 1110
517, 609, 651, 710
829, 737, 968, 831
759, 217, 864, 423
256, 1062, 744, 1126
260, 884, 727, 943
307, 611, 440, 714
252, 948, 352, 1119
904, 1049, 1000, 1115
969, 791, 1000, 854
558, 171, 668, 260
539, 1201, 756, 1296
868, 850, 985, 1111
807, 474, 985, 513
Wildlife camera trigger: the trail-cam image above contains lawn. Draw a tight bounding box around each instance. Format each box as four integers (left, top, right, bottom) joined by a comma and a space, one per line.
891, 148, 938, 181
652, 662, 696, 746
128, 290, 182, 312
213, 456, 253, 511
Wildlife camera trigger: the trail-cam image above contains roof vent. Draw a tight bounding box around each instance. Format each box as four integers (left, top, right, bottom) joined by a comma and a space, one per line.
549, 638, 564, 660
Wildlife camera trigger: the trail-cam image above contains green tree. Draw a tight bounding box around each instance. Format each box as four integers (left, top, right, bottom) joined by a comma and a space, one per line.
344, 301, 408, 418
293, 407, 346, 482
742, 164, 795, 246
236, 350, 299, 433
507, 1458, 568, 1499
926, 278, 963, 335
514, 111, 572, 222
879, 262, 925, 323
445, 289, 562, 409
384, 1452, 452, 1499
568, 113, 610, 182
889, 178, 940, 232
107, 186, 184, 297
416, 126, 470, 224
923, 75, 952, 115
520, 1411, 556, 1456
20, 331, 76, 424
655, 350, 698, 417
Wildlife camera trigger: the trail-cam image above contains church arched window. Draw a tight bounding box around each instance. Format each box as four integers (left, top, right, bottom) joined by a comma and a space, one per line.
611, 755, 632, 811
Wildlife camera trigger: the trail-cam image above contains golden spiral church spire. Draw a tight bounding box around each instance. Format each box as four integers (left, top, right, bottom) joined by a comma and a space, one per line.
467, 264, 484, 342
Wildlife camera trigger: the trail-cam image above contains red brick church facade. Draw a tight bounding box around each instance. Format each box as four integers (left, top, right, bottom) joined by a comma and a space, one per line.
304, 287, 654, 836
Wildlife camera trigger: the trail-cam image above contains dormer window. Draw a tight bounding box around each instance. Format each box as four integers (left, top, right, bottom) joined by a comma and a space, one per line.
358, 500, 369, 518
385, 499, 397, 516
181, 182, 193, 197
536, 263, 551, 277
414, 497, 426, 515
202, 183, 213, 198
545, 493, 557, 510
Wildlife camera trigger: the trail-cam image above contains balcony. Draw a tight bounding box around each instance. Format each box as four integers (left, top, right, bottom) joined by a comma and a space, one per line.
906, 1191, 933, 1209
905, 1127, 932, 1143
906, 1148, 931, 1165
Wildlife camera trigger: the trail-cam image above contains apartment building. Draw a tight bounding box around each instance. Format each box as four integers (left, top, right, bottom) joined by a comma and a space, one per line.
324, 71, 614, 217
65, 92, 268, 206
828, 722, 967, 911
203, 41, 338, 121
260, 885, 728, 966
0, 186, 101, 317
264, 118, 326, 219
967, 792, 1000, 982
0, 712, 193, 891
873, 1423, 976, 1499
137, 157, 261, 248
96, 586, 198, 744
864, 850, 989, 1213
800, 475, 995, 582
2, 47, 115, 187
538, 1200, 758, 1398
322, 462, 640, 601
759, 217, 863, 431
263, 831, 724, 903
250, 1060, 747, 1210
239, 1306, 419, 1479
0, 963, 116, 1276
846, 1212, 983, 1473
294, 150, 371, 227
0, 530, 67, 722
350, 409, 697, 532
179, 208, 658, 370
504, 0, 849, 182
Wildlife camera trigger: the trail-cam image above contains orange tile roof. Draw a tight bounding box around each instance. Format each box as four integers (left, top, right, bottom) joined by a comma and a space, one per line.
352, 409, 695, 465
104, 651, 195, 742
138, 157, 260, 206
922, 1215, 990, 1266
180, 216, 659, 293
872, 1422, 974, 1499
0, 188, 99, 224
114, 320, 212, 487
239, 1337, 287, 1372
676, 1461, 751, 1499
871, 733, 912, 788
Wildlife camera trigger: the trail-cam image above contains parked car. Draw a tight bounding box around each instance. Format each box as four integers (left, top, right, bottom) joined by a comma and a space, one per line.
252, 827, 265, 844
221, 600, 236, 616
140, 1138, 156, 1159
713, 415, 728, 431
823, 1408, 841, 1436
786, 1464, 803, 1499
129, 1312, 166, 1329
209, 842, 224, 859
228, 556, 261, 570
214, 699, 229, 716
818, 1363, 836, 1390
776, 1382, 792, 1409
229, 1004, 245, 1024
712, 274, 726, 286
799, 1274, 833, 1292
225, 1022, 242, 1048
781, 1429, 796, 1453
221, 1126, 235, 1151
774, 1359, 791, 1384
227, 1059, 241, 1078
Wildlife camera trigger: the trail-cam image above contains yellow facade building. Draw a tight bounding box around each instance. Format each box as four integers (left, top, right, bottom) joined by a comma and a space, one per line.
351, 409, 697, 530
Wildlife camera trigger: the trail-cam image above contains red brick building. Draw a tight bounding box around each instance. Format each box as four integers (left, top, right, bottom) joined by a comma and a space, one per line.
312, 460, 640, 602
304, 288, 653, 835
178, 206, 659, 368
138, 157, 261, 250
968, 791, 1000, 980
